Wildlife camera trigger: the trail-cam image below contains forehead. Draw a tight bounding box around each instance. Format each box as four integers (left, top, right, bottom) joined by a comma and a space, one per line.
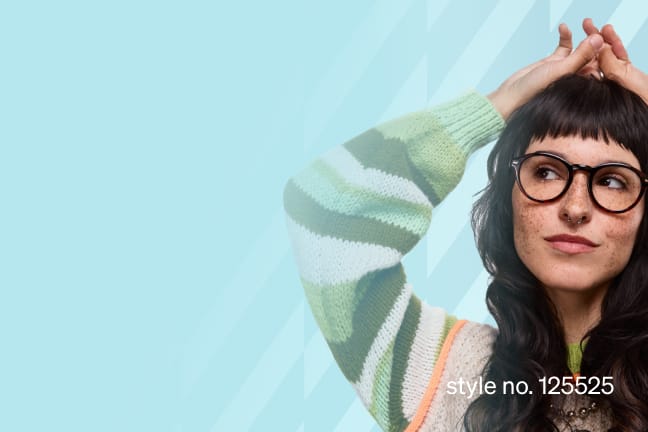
526, 135, 641, 169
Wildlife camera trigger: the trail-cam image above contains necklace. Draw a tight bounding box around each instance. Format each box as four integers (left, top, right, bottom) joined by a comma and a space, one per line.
549, 399, 600, 432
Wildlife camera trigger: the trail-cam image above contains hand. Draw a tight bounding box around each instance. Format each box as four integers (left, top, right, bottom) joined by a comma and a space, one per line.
591, 21, 648, 105
578, 18, 605, 79
487, 23, 603, 120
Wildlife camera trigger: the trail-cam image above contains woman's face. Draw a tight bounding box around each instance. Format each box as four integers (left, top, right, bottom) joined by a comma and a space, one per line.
512, 135, 645, 294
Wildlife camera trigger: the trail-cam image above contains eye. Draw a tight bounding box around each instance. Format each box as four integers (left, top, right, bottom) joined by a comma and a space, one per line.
534, 166, 561, 180
598, 176, 627, 190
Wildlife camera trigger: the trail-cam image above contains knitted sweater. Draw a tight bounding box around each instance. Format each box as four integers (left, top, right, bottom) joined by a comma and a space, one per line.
283, 92, 613, 431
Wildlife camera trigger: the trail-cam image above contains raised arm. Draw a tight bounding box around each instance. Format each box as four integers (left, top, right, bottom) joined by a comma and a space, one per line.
285, 92, 502, 432
284, 27, 603, 432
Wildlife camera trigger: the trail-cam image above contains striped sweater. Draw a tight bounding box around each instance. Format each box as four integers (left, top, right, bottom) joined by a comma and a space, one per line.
283, 92, 613, 431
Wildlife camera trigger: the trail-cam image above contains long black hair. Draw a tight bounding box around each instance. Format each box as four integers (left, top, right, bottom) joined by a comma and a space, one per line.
466, 74, 648, 431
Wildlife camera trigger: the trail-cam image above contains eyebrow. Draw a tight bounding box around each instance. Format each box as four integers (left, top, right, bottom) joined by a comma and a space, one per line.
531, 149, 637, 166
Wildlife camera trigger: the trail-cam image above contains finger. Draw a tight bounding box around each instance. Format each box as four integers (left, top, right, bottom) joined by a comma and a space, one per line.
558, 34, 604, 74
553, 23, 573, 57
582, 18, 599, 36
507, 45, 564, 82
516, 23, 573, 78
600, 45, 648, 104
598, 44, 627, 83
601, 24, 629, 61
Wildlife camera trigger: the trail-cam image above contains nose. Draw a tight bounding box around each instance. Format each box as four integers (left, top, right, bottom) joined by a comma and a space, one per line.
559, 171, 593, 225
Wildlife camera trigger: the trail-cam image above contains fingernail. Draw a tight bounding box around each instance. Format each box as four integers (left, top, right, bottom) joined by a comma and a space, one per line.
589, 34, 603, 50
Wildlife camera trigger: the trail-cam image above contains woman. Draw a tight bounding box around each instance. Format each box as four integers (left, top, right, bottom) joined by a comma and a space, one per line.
284, 20, 648, 431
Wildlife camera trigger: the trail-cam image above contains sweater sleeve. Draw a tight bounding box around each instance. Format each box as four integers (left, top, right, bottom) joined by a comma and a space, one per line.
283, 91, 504, 431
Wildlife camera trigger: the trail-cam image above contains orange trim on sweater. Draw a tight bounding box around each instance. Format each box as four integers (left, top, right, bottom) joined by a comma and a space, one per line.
405, 320, 468, 432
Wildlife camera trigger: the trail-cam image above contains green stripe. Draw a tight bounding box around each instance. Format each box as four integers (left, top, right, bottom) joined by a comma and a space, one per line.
376, 92, 504, 159
369, 340, 395, 431
426, 91, 505, 154
405, 129, 467, 203
329, 264, 407, 382
292, 159, 431, 236
301, 278, 358, 344
389, 296, 422, 431
354, 110, 471, 203
343, 129, 442, 206
284, 179, 419, 254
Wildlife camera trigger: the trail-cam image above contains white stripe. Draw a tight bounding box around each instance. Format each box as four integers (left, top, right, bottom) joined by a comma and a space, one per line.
286, 215, 402, 286
352, 284, 412, 404
322, 146, 432, 207
401, 304, 449, 418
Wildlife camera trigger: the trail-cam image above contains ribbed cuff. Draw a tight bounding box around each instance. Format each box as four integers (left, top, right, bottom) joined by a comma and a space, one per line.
427, 90, 505, 156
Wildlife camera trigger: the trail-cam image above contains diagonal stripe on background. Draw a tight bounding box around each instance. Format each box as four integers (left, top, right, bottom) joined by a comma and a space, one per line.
181, 209, 289, 396
453, 269, 490, 322
333, 396, 377, 432
550, 0, 574, 29
426, 0, 453, 31
608, 0, 648, 43
211, 302, 304, 432
377, 56, 428, 124
429, 0, 535, 104
303, 0, 418, 152
305, 330, 333, 398
425, 143, 492, 276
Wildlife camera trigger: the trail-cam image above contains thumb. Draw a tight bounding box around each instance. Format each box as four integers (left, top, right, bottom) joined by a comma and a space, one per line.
559, 34, 604, 74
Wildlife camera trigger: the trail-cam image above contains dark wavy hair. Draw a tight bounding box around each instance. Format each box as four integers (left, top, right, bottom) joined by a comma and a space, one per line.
466, 74, 648, 431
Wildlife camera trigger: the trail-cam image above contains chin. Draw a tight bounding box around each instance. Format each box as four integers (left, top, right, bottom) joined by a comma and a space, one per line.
541, 279, 599, 292
536, 267, 608, 293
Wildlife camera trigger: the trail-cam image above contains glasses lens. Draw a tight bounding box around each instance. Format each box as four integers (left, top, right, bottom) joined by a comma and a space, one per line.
518, 154, 569, 201
592, 166, 643, 212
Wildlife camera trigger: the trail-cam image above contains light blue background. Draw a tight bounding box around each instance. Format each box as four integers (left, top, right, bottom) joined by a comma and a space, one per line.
3, 1, 648, 431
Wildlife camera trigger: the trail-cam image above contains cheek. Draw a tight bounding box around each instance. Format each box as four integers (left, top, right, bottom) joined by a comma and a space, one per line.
512, 189, 542, 258
600, 210, 644, 265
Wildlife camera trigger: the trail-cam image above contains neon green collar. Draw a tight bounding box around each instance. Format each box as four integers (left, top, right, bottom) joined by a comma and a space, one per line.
566, 341, 586, 375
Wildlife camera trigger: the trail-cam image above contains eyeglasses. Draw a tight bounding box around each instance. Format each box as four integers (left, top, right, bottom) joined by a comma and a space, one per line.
511, 151, 648, 213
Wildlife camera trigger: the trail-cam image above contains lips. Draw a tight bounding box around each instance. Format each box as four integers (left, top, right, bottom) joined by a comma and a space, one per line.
544, 234, 599, 254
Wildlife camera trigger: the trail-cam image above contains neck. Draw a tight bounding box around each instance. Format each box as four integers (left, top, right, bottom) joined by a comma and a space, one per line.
544, 284, 608, 344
